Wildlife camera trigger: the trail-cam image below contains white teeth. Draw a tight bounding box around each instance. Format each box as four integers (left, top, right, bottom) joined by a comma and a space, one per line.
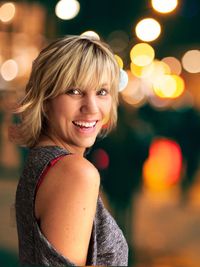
73, 121, 97, 128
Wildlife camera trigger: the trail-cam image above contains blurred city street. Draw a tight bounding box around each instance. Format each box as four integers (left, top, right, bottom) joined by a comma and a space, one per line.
1, 0, 200, 266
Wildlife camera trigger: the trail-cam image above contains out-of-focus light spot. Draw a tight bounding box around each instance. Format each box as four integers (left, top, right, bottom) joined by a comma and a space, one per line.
151, 0, 178, 13
115, 55, 123, 69
153, 74, 176, 98
0, 2, 15, 22
92, 149, 109, 170
119, 69, 128, 92
142, 60, 170, 81
153, 74, 185, 99
143, 138, 183, 191
130, 43, 155, 67
121, 70, 146, 107
171, 75, 185, 98
14, 56, 28, 77
1, 59, 18, 81
182, 50, 200, 73
55, 0, 80, 20
162, 56, 182, 75
130, 60, 169, 79
15, 47, 39, 77
130, 62, 145, 78
135, 18, 161, 42
149, 60, 170, 76
81, 31, 100, 40
107, 30, 129, 53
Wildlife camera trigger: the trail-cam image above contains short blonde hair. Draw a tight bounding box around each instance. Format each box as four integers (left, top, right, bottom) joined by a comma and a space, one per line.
13, 35, 120, 147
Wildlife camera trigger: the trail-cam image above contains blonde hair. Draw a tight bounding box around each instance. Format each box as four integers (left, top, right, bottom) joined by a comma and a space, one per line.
13, 35, 120, 147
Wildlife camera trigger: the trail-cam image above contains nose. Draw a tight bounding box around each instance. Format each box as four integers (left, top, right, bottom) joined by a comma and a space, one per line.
80, 95, 99, 115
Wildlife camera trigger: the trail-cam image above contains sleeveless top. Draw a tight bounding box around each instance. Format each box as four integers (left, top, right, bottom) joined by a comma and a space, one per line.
15, 146, 129, 266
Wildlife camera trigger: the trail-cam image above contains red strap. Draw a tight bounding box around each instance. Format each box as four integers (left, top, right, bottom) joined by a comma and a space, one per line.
36, 155, 65, 193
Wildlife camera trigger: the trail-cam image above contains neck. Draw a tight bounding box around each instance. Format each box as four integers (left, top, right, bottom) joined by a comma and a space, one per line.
36, 134, 85, 156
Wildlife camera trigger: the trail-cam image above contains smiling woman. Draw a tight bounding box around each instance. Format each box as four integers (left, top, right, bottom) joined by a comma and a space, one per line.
11, 35, 129, 266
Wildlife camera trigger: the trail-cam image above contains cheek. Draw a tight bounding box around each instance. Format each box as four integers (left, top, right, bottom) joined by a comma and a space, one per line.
103, 97, 112, 112
49, 98, 70, 117
101, 98, 113, 124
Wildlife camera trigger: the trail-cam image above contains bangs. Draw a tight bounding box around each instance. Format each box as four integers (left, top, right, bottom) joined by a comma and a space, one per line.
68, 45, 119, 92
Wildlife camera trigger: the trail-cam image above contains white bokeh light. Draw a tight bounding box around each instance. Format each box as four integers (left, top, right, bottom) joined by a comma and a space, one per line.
1, 59, 18, 81
81, 31, 100, 40
135, 18, 161, 42
55, 0, 80, 20
182, 50, 200, 73
151, 0, 178, 14
0, 2, 16, 22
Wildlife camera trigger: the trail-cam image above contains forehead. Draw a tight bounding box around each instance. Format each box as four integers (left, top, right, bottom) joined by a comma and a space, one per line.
73, 62, 114, 91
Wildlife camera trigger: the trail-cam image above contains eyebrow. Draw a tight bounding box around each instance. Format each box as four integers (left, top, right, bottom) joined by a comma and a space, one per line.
72, 83, 110, 92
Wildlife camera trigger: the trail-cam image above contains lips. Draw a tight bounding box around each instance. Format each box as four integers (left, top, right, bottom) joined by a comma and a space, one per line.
72, 120, 98, 128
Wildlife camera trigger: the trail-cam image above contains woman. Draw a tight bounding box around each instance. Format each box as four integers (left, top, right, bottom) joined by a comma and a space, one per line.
14, 35, 129, 266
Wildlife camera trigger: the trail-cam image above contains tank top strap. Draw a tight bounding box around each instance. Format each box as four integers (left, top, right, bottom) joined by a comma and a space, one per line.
36, 155, 66, 194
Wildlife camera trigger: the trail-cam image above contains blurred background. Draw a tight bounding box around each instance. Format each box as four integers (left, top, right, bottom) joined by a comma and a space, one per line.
0, 0, 200, 266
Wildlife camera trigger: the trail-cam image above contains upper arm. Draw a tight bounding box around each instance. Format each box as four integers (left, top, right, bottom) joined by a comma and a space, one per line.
35, 155, 100, 266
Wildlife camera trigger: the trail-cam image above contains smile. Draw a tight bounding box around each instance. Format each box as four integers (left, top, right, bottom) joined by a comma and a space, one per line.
72, 120, 97, 128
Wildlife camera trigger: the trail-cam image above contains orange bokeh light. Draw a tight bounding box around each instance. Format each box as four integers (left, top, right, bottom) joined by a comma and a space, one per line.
143, 138, 183, 191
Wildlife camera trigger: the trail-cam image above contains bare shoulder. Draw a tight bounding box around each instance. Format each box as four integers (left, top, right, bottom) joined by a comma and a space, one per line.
36, 153, 100, 204
35, 154, 100, 266
58, 153, 100, 184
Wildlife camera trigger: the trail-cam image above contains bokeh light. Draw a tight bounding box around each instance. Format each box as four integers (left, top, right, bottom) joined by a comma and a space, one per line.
143, 138, 183, 191
0, 2, 16, 22
119, 69, 128, 92
92, 149, 109, 170
135, 18, 161, 42
130, 43, 155, 67
55, 0, 80, 20
0, 59, 18, 81
153, 74, 185, 99
153, 74, 176, 98
162, 56, 182, 75
107, 30, 129, 53
130, 62, 146, 78
171, 75, 185, 98
121, 70, 146, 107
14, 46, 39, 77
81, 31, 100, 40
151, 0, 178, 14
142, 60, 171, 81
114, 54, 124, 69
130, 60, 170, 80
182, 50, 200, 73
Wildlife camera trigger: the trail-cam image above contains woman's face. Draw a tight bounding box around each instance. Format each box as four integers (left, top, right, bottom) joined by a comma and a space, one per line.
46, 83, 112, 155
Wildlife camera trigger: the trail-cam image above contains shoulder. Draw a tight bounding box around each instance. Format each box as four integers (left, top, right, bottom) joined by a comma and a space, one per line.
57, 153, 100, 183
35, 153, 100, 218
35, 154, 100, 265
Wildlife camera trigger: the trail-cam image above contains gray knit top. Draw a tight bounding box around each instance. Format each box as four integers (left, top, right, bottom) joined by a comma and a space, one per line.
15, 146, 129, 266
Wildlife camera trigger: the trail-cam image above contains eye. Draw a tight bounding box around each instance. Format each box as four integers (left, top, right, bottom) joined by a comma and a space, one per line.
97, 88, 109, 96
66, 88, 82, 95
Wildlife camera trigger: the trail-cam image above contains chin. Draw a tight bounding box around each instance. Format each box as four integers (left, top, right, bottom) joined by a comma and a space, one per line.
81, 138, 96, 149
